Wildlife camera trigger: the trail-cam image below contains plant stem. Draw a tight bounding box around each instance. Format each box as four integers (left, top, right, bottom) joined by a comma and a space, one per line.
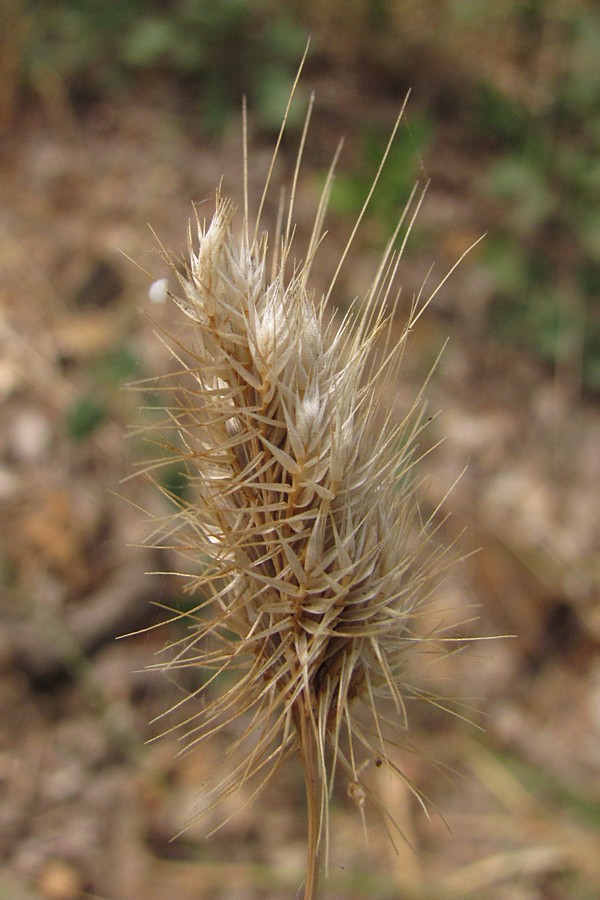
297, 699, 321, 900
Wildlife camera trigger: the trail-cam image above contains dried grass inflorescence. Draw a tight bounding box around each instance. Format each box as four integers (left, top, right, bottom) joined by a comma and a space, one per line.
140, 83, 466, 898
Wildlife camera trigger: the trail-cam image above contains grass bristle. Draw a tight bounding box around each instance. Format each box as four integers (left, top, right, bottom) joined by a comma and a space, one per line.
137, 77, 470, 899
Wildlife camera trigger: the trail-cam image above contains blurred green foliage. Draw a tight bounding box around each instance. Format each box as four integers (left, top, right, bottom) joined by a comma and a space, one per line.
327, 116, 433, 246
469, 3, 600, 392
132, 390, 192, 506
66, 343, 139, 441
66, 391, 107, 440
23, 0, 307, 131
92, 344, 140, 385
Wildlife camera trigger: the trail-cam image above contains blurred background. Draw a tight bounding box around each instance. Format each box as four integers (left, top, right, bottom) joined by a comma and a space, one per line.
1, 1, 599, 898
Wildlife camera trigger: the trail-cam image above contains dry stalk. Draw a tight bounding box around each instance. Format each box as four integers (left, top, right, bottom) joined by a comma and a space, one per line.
135, 74, 474, 898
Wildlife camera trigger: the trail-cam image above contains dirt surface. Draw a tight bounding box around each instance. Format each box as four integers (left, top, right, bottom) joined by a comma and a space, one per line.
1, 75, 600, 900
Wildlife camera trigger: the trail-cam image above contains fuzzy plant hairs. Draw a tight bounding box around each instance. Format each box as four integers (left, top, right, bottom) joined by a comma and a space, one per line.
135, 56, 477, 899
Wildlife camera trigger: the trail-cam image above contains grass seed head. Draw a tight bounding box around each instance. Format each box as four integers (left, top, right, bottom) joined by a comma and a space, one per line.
140, 89, 463, 897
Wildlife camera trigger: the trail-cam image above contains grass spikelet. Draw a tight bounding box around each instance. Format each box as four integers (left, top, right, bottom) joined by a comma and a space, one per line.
137, 81, 470, 899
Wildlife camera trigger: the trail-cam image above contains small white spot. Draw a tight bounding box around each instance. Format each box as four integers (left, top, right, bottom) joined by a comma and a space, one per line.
149, 278, 169, 303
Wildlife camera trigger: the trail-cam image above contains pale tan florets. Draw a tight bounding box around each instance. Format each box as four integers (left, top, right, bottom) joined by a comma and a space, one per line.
145, 115, 461, 895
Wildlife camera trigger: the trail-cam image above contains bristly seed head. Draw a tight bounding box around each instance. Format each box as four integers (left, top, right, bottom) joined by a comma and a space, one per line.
139, 85, 467, 894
